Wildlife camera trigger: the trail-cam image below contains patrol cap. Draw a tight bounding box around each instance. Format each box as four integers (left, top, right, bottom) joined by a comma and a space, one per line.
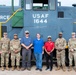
25, 30, 29, 34
47, 36, 51, 39
14, 34, 18, 36
72, 32, 75, 35
3, 32, 7, 35
59, 32, 63, 35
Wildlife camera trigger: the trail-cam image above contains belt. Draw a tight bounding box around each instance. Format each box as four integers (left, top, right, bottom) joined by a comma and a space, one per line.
57, 49, 63, 52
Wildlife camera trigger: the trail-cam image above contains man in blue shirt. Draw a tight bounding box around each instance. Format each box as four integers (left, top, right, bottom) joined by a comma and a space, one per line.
21, 30, 33, 71
33, 33, 44, 71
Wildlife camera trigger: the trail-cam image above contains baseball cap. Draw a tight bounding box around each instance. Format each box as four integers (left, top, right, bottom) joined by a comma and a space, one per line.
25, 30, 29, 34
72, 32, 75, 35
14, 34, 18, 36
3, 32, 7, 35
59, 32, 63, 35
47, 36, 51, 38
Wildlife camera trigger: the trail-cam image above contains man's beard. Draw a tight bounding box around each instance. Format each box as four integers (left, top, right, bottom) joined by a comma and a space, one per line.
59, 36, 62, 38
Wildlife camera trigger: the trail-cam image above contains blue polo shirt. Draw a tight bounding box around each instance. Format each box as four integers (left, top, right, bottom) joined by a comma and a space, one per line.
21, 37, 32, 46
33, 38, 44, 53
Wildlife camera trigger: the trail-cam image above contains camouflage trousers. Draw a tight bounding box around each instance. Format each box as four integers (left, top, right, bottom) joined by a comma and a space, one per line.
69, 51, 76, 68
11, 52, 20, 66
1, 52, 9, 66
56, 50, 65, 66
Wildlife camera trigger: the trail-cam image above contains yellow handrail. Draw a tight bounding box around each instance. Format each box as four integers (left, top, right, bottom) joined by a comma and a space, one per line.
0, 8, 22, 39
0, 8, 22, 24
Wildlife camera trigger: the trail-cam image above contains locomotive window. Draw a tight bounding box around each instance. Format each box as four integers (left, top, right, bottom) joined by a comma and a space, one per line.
49, 0, 56, 10
33, 0, 48, 10
58, 11, 64, 18
2, 26, 7, 37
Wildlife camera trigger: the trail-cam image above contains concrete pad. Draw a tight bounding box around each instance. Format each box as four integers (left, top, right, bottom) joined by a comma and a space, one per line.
0, 66, 75, 75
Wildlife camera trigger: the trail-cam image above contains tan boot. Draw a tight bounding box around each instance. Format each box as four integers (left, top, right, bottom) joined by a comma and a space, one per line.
16, 66, 20, 71
6, 66, 10, 71
62, 66, 66, 72
27, 67, 31, 71
68, 66, 72, 71
55, 66, 61, 71
1, 67, 4, 71
74, 68, 76, 72
11, 67, 15, 71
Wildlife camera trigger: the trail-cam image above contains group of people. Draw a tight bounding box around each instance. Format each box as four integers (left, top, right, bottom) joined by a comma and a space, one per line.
55, 32, 76, 72
0, 30, 76, 72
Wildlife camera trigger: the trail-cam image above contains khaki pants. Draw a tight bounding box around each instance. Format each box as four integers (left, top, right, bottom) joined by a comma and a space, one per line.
11, 52, 20, 66
1, 52, 9, 66
56, 50, 65, 66
69, 51, 76, 68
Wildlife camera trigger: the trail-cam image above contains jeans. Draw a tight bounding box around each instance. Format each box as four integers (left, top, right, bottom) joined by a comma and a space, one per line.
45, 52, 53, 70
34, 53, 42, 69
22, 48, 31, 68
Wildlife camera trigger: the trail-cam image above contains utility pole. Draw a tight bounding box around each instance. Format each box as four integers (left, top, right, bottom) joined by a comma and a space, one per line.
12, 0, 14, 13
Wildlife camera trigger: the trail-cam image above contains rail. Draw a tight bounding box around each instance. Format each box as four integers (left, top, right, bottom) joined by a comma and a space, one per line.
0, 8, 22, 39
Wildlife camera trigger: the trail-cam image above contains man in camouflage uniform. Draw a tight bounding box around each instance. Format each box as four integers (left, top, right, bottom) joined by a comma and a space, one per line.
10, 34, 21, 71
0, 40, 2, 53
68, 32, 76, 72
1, 32, 10, 71
55, 32, 66, 71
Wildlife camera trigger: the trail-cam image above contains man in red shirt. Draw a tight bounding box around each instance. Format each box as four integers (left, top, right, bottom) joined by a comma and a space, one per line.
44, 36, 54, 71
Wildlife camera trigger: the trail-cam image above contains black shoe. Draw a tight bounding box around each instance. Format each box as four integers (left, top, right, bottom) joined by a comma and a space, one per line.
45, 68, 49, 70
39, 69, 42, 71
50, 68, 52, 71
27, 67, 31, 71
35, 68, 39, 70
21, 68, 26, 71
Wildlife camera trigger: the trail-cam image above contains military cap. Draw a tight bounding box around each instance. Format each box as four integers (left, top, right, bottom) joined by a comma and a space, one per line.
59, 32, 63, 34
47, 36, 51, 38
14, 34, 18, 36
72, 32, 75, 35
25, 30, 29, 34
3, 32, 7, 35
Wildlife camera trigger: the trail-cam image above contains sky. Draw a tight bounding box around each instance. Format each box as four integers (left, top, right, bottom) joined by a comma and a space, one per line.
0, 0, 19, 6
58, 0, 76, 6
0, 0, 76, 6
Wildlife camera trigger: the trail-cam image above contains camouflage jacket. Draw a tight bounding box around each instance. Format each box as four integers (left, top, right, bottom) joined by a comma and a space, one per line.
68, 38, 76, 49
55, 38, 66, 50
0, 40, 2, 51
10, 39, 21, 52
1, 37, 10, 52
